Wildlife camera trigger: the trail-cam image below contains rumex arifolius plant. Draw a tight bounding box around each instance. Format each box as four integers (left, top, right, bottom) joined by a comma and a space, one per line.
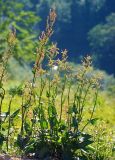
0, 9, 113, 160
19, 10, 102, 159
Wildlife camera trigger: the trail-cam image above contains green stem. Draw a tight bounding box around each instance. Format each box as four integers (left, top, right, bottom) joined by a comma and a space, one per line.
0, 88, 5, 132
24, 73, 37, 126
59, 75, 66, 122
77, 81, 85, 115
81, 89, 98, 132
0, 98, 3, 132
21, 97, 24, 135
67, 83, 71, 129
6, 96, 13, 151
79, 82, 91, 121
76, 70, 86, 115
36, 78, 46, 131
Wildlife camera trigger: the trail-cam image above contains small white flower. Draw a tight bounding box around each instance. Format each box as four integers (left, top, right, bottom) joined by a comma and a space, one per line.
31, 82, 36, 87
52, 65, 58, 71
79, 137, 84, 142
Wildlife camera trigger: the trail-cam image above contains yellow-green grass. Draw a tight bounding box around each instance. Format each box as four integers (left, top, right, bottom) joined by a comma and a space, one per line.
2, 80, 115, 129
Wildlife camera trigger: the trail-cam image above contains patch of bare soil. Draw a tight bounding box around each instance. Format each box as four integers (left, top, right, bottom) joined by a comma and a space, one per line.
0, 155, 37, 160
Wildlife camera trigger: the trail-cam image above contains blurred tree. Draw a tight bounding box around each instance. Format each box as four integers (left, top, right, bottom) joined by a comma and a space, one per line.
88, 13, 115, 75
35, 0, 107, 58
35, 0, 115, 75
0, 0, 115, 74
36, 0, 106, 23
36, 0, 72, 22
0, 0, 40, 61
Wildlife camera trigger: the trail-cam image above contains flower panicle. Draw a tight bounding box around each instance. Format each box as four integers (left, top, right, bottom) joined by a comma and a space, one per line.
39, 9, 57, 44
34, 9, 57, 76
82, 55, 92, 69
7, 28, 16, 46
62, 49, 68, 62
48, 43, 59, 57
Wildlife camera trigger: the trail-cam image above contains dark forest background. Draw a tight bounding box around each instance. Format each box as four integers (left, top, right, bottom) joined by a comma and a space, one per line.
0, 0, 115, 75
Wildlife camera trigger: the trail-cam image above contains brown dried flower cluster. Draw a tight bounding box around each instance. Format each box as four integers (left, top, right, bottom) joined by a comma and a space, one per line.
82, 55, 92, 69
7, 29, 16, 46
33, 9, 57, 77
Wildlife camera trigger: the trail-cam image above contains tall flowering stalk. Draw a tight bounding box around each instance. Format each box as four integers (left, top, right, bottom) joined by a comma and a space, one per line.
32, 9, 57, 83
0, 30, 16, 132
0, 9, 112, 160
18, 9, 57, 138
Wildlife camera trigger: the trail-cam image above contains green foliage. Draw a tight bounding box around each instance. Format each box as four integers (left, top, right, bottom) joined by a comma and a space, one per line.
0, 0, 40, 61
87, 121, 114, 160
88, 13, 115, 74
0, 9, 114, 160
37, 0, 106, 22
36, 0, 114, 75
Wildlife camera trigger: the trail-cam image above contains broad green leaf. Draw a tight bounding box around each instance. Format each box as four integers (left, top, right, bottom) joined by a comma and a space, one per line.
0, 133, 5, 146
72, 117, 78, 128
10, 109, 20, 119
40, 119, 48, 129
24, 122, 32, 135
89, 118, 99, 125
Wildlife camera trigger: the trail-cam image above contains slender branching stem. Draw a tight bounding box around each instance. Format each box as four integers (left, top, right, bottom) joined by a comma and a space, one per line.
6, 96, 13, 151
21, 96, 24, 135
0, 88, 5, 132
59, 75, 66, 122
81, 89, 98, 132
79, 82, 92, 120
67, 83, 72, 129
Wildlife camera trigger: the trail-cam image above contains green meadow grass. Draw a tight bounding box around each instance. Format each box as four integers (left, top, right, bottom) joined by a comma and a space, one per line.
2, 80, 115, 128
